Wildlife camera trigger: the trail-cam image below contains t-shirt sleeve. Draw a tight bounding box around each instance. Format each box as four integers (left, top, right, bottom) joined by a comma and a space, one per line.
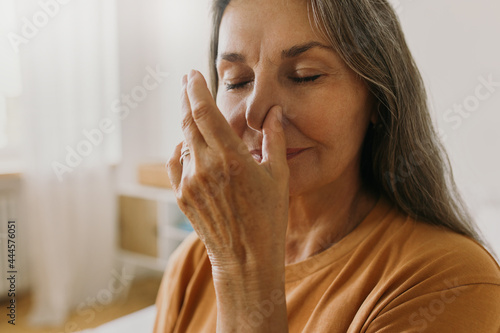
153, 232, 204, 333
362, 216, 500, 332
365, 283, 500, 332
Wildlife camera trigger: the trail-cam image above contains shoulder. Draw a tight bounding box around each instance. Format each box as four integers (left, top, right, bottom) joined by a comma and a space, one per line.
363, 204, 500, 331
392, 213, 500, 286
374, 202, 500, 295
360, 198, 500, 299
366, 199, 500, 284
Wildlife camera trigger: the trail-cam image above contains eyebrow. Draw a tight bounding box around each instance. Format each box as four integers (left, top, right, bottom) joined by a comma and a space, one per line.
281, 41, 333, 59
218, 52, 246, 63
217, 41, 333, 64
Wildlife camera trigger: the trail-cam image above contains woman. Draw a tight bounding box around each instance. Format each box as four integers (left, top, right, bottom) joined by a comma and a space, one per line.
155, 0, 500, 331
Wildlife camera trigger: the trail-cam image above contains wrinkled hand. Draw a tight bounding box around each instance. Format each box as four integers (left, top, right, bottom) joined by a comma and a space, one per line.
167, 70, 289, 279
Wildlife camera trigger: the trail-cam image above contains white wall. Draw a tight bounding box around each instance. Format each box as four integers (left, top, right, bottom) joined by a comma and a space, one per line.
394, 0, 500, 255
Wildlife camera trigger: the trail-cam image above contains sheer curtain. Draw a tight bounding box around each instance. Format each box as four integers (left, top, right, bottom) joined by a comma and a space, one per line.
14, 0, 121, 325
0, 0, 22, 148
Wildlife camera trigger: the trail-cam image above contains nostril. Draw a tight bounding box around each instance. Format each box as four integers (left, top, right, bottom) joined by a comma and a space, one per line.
245, 109, 264, 131
246, 106, 289, 132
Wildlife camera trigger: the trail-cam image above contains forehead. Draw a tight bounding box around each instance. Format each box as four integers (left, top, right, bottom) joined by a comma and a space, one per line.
218, 0, 326, 59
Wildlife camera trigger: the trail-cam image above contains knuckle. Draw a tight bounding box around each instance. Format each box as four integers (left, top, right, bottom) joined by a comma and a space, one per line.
182, 154, 236, 199
179, 181, 204, 208
176, 192, 188, 209
195, 156, 223, 174
191, 100, 212, 121
228, 160, 243, 176
215, 169, 230, 185
166, 155, 178, 170
206, 181, 221, 198
226, 150, 247, 170
180, 115, 195, 132
191, 188, 207, 207
193, 167, 225, 195
194, 170, 215, 189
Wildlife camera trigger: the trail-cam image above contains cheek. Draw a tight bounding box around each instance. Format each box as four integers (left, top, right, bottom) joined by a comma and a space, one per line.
289, 88, 372, 151
216, 94, 249, 138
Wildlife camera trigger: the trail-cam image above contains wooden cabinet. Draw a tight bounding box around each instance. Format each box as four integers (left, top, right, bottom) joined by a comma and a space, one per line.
116, 183, 192, 272
119, 196, 158, 257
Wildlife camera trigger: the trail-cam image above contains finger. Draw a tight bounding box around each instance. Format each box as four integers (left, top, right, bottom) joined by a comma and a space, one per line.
181, 74, 206, 153
181, 141, 192, 167
186, 70, 241, 150
166, 142, 183, 191
262, 105, 287, 168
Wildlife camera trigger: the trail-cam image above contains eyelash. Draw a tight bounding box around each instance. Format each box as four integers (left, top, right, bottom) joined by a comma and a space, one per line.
292, 75, 322, 84
225, 81, 251, 91
225, 75, 322, 91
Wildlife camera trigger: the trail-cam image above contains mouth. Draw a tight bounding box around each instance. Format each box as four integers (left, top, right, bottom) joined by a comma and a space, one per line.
250, 148, 309, 162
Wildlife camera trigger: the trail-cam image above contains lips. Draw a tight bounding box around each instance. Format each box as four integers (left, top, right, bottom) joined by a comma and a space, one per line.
250, 148, 309, 162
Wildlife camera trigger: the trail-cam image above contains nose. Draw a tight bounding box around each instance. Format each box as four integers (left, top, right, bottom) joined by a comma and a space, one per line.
245, 76, 281, 131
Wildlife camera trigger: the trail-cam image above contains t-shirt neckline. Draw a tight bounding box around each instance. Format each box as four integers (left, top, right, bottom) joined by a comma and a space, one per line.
284, 196, 394, 283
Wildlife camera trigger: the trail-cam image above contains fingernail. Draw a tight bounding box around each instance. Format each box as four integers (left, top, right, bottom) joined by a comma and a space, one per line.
265, 105, 284, 134
273, 105, 283, 124
188, 69, 197, 80
181, 74, 187, 86
276, 106, 283, 120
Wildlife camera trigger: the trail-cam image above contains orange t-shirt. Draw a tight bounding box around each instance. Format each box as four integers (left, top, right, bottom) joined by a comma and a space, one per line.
154, 198, 500, 332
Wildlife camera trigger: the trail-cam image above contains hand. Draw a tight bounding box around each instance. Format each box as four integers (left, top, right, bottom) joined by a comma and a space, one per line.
167, 70, 290, 278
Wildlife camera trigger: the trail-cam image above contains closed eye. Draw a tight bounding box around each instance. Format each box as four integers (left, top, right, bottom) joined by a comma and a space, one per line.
225, 80, 253, 91
225, 75, 322, 91
291, 75, 322, 84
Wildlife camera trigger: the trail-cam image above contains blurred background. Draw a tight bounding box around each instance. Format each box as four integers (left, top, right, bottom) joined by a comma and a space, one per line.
0, 0, 498, 332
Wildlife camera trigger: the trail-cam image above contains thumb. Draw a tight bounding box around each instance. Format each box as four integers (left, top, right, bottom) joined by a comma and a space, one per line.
262, 105, 287, 167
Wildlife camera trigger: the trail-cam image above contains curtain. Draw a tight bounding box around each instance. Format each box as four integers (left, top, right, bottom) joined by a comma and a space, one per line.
13, 0, 121, 326
0, 0, 22, 147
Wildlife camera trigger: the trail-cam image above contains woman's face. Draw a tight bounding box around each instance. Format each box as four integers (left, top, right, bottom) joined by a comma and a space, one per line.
216, 0, 374, 196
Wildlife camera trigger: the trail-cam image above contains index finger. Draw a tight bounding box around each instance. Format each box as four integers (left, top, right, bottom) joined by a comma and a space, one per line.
181, 74, 205, 154
186, 70, 241, 150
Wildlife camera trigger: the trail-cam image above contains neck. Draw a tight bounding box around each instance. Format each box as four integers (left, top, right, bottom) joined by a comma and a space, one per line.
285, 174, 377, 265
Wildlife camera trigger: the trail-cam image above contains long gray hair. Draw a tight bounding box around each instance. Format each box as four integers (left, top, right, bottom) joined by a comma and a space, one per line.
208, 0, 487, 246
